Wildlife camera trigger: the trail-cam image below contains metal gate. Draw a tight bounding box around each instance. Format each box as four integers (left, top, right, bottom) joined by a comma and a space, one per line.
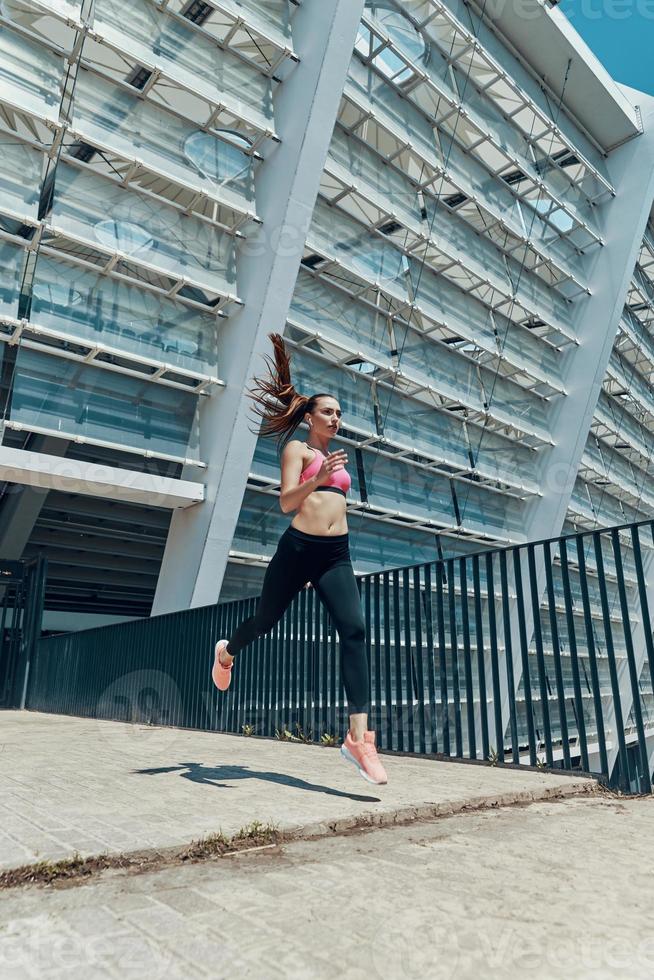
0, 558, 47, 709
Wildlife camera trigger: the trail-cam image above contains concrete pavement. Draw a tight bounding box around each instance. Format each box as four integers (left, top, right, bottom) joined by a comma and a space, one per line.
0, 711, 597, 871
2, 793, 654, 979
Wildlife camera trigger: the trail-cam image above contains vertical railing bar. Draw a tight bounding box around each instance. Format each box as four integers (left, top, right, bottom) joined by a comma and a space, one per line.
593, 531, 629, 792
402, 567, 415, 754
321, 598, 329, 742
436, 559, 450, 756
632, 523, 654, 702
543, 540, 571, 769
611, 527, 651, 793
392, 569, 404, 752
527, 544, 553, 767
364, 574, 372, 742
413, 565, 426, 755
485, 552, 504, 764
382, 572, 393, 750
458, 558, 476, 760
512, 548, 538, 767
498, 550, 520, 765
576, 536, 609, 779
559, 539, 590, 773
423, 562, 438, 755
373, 573, 382, 741
447, 558, 463, 757
472, 554, 489, 761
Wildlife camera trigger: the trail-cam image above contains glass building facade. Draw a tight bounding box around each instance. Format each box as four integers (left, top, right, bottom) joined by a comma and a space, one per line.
1, 0, 654, 767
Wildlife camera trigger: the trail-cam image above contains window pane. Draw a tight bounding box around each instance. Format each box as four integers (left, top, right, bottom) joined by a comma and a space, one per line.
51, 162, 237, 295
8, 347, 200, 458
0, 27, 63, 121
30, 254, 219, 374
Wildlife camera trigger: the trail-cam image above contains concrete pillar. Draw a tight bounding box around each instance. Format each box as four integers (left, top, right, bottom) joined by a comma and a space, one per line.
153, 0, 366, 614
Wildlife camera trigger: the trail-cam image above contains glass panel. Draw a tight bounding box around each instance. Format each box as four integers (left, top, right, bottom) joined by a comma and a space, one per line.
93, 0, 274, 127
0, 26, 63, 121
0, 138, 42, 221
345, 58, 584, 276
8, 347, 199, 458
50, 162, 237, 294
291, 271, 549, 432
410, 258, 560, 392
72, 71, 255, 208
422, 197, 573, 331
30, 254, 219, 374
308, 199, 408, 302
328, 127, 422, 222
0, 241, 24, 317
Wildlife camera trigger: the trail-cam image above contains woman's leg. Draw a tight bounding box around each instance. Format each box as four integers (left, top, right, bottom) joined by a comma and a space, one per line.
312, 563, 370, 738
225, 536, 309, 658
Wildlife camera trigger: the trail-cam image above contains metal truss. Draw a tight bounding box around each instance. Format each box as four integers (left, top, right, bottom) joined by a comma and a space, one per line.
403, 0, 614, 198
155, 0, 299, 78
319, 154, 582, 345
299, 236, 566, 416
355, 7, 605, 256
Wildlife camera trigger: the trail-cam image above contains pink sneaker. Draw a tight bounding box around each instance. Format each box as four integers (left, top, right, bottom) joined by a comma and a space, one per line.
340, 731, 388, 785
212, 639, 233, 691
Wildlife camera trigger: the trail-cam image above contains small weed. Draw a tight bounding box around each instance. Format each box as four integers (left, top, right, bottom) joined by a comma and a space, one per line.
242, 724, 256, 737
487, 746, 499, 766
181, 832, 230, 861
294, 723, 314, 744
275, 725, 295, 741
232, 821, 280, 845
536, 755, 547, 770
320, 732, 339, 747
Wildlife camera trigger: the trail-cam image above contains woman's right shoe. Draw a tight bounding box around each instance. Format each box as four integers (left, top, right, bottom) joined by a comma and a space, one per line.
212, 640, 233, 691
340, 730, 388, 785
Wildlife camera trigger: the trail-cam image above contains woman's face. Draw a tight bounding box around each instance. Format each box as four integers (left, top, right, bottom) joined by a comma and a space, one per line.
308, 397, 342, 437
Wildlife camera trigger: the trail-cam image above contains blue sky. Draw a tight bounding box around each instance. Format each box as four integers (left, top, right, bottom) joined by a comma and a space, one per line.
559, 1, 654, 95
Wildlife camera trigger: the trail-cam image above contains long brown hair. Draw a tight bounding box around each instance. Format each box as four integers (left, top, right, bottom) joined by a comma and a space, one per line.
248, 333, 331, 445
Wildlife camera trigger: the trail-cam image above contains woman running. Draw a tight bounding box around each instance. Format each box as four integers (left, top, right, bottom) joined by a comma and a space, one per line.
211, 333, 387, 785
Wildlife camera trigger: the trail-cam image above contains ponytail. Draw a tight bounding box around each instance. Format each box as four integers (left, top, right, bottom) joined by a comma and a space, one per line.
248, 333, 328, 445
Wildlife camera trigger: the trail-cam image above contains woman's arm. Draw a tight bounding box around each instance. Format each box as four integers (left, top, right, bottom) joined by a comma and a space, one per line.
279, 441, 319, 514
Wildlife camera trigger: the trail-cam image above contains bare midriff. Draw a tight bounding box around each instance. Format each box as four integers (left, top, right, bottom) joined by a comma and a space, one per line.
290, 491, 348, 536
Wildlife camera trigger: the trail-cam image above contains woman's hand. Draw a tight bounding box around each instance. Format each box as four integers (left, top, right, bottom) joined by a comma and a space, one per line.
316, 449, 348, 486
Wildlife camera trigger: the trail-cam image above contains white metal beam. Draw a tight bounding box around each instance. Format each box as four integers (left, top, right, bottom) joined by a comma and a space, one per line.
0, 446, 204, 509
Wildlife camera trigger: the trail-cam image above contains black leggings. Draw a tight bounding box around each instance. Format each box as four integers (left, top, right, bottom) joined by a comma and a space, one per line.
227, 525, 370, 714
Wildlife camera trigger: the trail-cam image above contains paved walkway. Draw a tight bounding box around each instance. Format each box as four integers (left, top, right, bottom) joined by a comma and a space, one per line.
2, 793, 654, 979
0, 711, 596, 869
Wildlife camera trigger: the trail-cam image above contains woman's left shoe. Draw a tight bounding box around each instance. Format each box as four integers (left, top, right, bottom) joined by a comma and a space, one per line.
340, 730, 388, 784
212, 639, 233, 691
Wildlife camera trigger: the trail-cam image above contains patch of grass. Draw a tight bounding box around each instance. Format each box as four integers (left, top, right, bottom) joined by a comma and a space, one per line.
1, 821, 286, 891
232, 821, 281, 847
320, 732, 339, 747
0, 851, 127, 889
242, 724, 256, 737
180, 832, 230, 861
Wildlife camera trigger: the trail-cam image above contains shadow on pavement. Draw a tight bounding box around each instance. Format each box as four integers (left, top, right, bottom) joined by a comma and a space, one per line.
133, 761, 380, 803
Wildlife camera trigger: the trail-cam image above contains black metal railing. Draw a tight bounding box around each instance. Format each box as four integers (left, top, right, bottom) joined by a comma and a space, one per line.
26, 520, 654, 792
0, 557, 47, 709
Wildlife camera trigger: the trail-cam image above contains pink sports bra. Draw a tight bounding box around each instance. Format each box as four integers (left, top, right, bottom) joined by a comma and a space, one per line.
299, 446, 351, 497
